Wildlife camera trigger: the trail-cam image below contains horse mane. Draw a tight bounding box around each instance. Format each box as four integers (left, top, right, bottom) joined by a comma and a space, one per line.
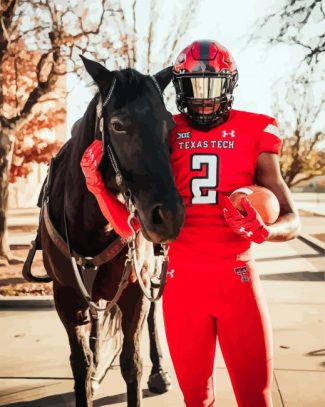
114, 69, 147, 108
71, 93, 100, 145
47, 92, 103, 241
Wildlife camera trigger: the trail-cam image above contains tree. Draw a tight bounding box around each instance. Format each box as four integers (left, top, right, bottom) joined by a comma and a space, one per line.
251, 0, 324, 188
9, 112, 64, 183
273, 72, 325, 187
280, 136, 324, 188
90, 0, 196, 109
251, 0, 324, 68
0, 0, 122, 262
0, 0, 198, 262
3, 38, 65, 183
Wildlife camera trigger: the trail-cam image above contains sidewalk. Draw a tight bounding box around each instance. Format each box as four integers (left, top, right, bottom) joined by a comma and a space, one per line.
8, 193, 325, 245
1, 199, 324, 406
1, 239, 324, 406
293, 192, 325, 217
7, 207, 39, 247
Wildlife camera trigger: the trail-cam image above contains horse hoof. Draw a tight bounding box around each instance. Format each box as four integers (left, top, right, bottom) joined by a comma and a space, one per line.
147, 370, 172, 394
91, 378, 100, 396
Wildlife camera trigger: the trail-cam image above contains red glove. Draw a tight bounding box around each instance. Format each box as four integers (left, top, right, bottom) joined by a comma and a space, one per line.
80, 140, 106, 195
221, 195, 270, 244
80, 140, 140, 238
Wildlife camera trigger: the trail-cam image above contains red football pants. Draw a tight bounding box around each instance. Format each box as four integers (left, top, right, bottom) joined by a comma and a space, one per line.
162, 257, 273, 407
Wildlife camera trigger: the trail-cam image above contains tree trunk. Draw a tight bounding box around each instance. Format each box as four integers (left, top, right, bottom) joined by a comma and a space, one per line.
0, 129, 19, 263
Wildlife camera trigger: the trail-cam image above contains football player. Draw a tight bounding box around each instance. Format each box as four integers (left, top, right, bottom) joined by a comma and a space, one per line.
81, 39, 300, 407
162, 39, 300, 407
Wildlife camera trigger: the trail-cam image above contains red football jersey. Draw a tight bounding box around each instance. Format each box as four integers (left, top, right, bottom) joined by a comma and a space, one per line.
169, 109, 282, 260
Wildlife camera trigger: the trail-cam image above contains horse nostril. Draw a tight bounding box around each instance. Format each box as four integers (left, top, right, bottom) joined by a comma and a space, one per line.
151, 204, 164, 225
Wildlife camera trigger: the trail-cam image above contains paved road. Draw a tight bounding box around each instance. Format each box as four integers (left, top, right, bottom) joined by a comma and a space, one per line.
0, 236, 324, 406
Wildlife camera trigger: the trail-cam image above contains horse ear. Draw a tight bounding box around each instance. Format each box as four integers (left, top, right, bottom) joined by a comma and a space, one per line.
80, 55, 113, 91
153, 66, 173, 92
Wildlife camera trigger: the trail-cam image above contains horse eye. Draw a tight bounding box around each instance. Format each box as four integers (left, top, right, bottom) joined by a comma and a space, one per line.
111, 120, 125, 132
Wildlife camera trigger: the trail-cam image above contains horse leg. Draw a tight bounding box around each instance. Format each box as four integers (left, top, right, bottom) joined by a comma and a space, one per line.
118, 284, 148, 407
53, 283, 94, 407
89, 304, 123, 395
89, 314, 101, 395
146, 298, 172, 394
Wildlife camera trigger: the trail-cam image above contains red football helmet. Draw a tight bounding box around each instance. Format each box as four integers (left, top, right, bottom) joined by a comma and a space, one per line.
172, 39, 238, 128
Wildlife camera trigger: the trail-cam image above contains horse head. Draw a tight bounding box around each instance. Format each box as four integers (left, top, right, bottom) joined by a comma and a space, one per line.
81, 56, 185, 244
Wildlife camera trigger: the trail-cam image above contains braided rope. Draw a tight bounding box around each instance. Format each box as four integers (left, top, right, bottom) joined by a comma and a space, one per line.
150, 75, 163, 100
103, 77, 117, 107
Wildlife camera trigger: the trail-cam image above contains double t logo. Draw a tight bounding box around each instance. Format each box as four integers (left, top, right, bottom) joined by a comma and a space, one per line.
233, 266, 249, 283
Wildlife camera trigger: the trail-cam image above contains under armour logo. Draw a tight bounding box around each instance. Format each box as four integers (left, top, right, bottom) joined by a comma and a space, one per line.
177, 131, 191, 140
167, 269, 175, 279
234, 266, 249, 283
239, 227, 253, 238
222, 130, 236, 138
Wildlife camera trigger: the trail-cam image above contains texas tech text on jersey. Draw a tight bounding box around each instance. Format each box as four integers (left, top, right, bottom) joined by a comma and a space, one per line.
177, 139, 235, 150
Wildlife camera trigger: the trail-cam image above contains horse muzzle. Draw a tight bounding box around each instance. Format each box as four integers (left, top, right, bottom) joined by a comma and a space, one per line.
137, 200, 185, 244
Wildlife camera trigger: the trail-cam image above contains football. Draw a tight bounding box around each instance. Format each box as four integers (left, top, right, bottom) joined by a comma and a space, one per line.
229, 185, 280, 225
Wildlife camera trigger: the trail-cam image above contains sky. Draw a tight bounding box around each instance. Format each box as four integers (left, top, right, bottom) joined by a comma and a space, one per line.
66, 0, 314, 136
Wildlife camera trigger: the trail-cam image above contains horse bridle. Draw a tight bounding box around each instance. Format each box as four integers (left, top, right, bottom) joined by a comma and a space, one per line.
92, 75, 169, 304
98, 74, 163, 194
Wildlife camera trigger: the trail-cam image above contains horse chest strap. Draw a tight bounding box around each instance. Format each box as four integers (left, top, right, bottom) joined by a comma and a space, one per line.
80, 261, 98, 298
44, 204, 127, 266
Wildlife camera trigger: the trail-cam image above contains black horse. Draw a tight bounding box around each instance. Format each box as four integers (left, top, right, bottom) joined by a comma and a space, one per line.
34, 57, 185, 407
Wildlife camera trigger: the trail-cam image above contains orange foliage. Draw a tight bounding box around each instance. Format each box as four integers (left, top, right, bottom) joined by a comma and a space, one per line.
3, 40, 66, 182
9, 108, 65, 182
2, 40, 41, 118
10, 137, 62, 182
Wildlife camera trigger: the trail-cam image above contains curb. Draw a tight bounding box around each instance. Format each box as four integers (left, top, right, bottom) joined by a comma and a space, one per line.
0, 295, 54, 309
298, 234, 325, 255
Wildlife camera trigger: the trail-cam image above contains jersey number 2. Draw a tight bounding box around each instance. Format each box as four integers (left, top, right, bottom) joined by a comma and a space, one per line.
190, 154, 219, 204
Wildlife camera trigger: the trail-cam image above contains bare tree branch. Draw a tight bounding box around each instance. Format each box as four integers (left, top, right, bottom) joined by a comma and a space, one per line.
290, 174, 316, 187
249, 0, 324, 66
276, 72, 324, 187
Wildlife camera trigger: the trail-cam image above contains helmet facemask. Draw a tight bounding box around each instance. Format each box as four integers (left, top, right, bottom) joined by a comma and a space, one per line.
173, 72, 238, 128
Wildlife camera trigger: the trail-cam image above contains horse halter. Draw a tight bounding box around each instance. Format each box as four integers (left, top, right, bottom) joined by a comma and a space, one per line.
95, 76, 137, 238
96, 75, 164, 196
94, 75, 169, 303
96, 77, 127, 192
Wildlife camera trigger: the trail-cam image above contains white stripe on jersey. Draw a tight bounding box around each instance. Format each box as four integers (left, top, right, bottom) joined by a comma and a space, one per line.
263, 123, 282, 139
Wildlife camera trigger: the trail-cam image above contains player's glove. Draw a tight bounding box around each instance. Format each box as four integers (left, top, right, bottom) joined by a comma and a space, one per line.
221, 195, 270, 244
80, 139, 106, 195
80, 140, 140, 238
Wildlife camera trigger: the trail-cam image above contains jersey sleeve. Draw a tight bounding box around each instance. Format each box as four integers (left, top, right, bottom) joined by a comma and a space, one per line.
256, 117, 282, 155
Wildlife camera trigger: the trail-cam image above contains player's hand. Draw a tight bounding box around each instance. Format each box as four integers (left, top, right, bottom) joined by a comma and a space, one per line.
80, 140, 141, 238
80, 140, 105, 195
221, 196, 270, 244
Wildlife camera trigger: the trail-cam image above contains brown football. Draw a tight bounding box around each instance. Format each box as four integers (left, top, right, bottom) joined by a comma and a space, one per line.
229, 185, 280, 225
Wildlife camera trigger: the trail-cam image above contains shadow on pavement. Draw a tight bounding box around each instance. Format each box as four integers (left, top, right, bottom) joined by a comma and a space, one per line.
3, 392, 75, 407
93, 389, 160, 406
305, 349, 325, 357
3, 389, 161, 407
261, 271, 325, 281
257, 253, 321, 262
